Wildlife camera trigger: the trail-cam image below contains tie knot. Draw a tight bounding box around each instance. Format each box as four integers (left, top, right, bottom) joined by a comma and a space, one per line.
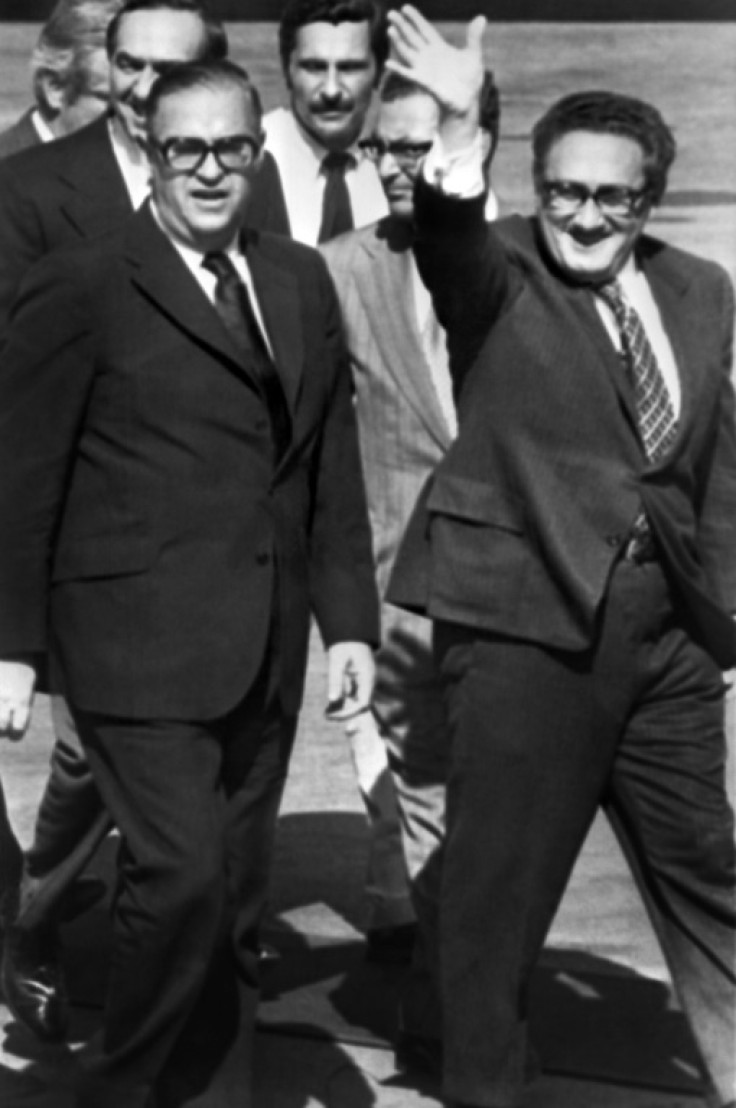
202, 251, 238, 284
321, 151, 354, 177
596, 279, 627, 318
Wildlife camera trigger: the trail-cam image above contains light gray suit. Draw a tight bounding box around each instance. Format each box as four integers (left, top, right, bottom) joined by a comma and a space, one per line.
322, 216, 455, 1027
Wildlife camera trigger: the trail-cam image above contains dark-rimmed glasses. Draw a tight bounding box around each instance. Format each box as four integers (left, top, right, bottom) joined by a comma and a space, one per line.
540, 180, 651, 218
153, 135, 260, 174
359, 138, 433, 170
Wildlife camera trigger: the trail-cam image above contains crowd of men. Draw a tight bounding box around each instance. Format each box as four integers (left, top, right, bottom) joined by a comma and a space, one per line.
0, 1, 733, 1107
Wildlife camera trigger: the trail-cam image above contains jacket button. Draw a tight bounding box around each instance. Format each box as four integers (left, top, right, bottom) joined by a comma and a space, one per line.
605, 533, 622, 548
256, 550, 270, 566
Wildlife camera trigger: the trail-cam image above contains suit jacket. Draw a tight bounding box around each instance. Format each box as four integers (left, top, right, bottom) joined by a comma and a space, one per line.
388, 182, 736, 670
321, 217, 453, 601
0, 108, 40, 159
0, 204, 379, 720
0, 114, 291, 339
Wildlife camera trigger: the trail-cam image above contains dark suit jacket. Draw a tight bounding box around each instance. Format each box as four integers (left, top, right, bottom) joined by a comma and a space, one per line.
0, 115, 290, 340
0, 108, 40, 159
0, 204, 379, 719
388, 182, 736, 669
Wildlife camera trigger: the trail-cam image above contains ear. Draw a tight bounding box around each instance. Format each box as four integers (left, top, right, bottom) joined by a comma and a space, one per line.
37, 71, 66, 115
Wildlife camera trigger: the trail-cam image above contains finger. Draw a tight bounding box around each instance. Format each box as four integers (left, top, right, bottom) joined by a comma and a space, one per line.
467, 14, 488, 53
399, 5, 439, 45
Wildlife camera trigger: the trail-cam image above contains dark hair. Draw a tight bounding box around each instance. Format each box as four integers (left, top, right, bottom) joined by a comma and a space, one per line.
106, 0, 227, 62
145, 57, 262, 133
278, 0, 388, 76
479, 70, 500, 161
532, 90, 676, 206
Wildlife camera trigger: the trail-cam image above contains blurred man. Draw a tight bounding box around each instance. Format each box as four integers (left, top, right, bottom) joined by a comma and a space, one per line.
0, 58, 378, 1108
0, 0, 229, 1045
321, 70, 499, 1066
263, 0, 390, 245
262, 0, 419, 957
0, 0, 121, 159
387, 9, 736, 1108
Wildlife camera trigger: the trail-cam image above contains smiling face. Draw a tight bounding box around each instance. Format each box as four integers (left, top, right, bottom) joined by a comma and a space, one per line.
286, 20, 377, 152
149, 83, 261, 253
109, 8, 208, 145
537, 130, 652, 284
375, 92, 438, 220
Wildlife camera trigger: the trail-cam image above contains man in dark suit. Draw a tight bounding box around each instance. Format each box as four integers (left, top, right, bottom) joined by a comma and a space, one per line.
0, 0, 119, 160
0, 0, 292, 1045
0, 0, 234, 1043
0, 58, 378, 1108
386, 10, 736, 1108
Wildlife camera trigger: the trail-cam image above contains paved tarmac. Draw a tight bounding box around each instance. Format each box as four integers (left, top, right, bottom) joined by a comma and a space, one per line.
1, 630, 732, 1107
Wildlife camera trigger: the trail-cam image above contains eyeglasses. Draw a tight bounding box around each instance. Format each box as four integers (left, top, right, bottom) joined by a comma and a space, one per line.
540, 180, 651, 218
359, 138, 433, 169
154, 135, 260, 174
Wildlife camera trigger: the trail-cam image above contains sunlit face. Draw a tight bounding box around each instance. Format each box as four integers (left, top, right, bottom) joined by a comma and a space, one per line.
286, 20, 377, 151
537, 130, 652, 284
109, 9, 207, 145
149, 85, 261, 253
57, 48, 111, 136
375, 93, 438, 219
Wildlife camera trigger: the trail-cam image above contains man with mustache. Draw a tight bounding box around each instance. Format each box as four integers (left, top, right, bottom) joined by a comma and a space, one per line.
263, 0, 418, 961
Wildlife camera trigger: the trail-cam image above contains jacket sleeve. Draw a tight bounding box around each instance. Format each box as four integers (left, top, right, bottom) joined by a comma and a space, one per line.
0, 251, 96, 652
695, 269, 736, 613
412, 176, 516, 392
305, 254, 380, 648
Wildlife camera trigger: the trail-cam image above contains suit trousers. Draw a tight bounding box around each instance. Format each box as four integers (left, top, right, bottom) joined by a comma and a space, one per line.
72, 661, 297, 1108
434, 557, 736, 1108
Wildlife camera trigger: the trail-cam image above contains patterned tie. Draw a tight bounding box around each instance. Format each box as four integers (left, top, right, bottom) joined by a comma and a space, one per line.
597, 279, 678, 463
318, 151, 354, 243
202, 251, 289, 461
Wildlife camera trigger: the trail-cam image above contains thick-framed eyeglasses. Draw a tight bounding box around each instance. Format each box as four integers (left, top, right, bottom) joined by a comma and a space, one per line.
154, 135, 260, 174
540, 180, 651, 218
359, 138, 433, 169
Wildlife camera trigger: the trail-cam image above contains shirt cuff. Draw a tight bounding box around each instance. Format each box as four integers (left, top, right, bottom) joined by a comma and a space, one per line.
422, 131, 486, 199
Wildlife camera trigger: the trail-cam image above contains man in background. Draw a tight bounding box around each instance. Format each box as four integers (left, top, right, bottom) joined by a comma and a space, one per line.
0, 0, 121, 159
322, 69, 500, 1069
262, 0, 417, 956
263, 0, 389, 245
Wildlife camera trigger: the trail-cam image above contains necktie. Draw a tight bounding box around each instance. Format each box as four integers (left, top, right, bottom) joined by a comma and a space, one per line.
202, 251, 289, 461
318, 151, 354, 243
597, 279, 678, 463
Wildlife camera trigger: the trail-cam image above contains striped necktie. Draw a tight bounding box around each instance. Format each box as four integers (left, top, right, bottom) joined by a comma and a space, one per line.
597, 279, 678, 463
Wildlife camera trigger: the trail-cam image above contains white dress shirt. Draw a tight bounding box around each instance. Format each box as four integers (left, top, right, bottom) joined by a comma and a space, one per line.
263, 106, 388, 246
150, 210, 274, 358
409, 251, 457, 438
108, 115, 151, 210
31, 110, 54, 144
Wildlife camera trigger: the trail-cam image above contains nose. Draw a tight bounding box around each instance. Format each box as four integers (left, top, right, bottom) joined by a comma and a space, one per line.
573, 195, 607, 228
196, 149, 225, 181
321, 64, 341, 99
131, 65, 158, 105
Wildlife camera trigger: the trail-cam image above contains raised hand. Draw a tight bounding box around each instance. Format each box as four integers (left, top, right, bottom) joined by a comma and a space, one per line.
386, 6, 487, 123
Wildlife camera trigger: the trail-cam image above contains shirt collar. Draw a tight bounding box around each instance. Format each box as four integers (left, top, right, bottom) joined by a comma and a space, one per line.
31, 109, 55, 144
291, 110, 365, 175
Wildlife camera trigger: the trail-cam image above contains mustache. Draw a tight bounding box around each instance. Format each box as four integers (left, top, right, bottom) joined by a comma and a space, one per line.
310, 95, 354, 113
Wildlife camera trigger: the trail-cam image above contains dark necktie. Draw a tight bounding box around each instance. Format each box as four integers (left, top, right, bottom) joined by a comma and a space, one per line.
202, 251, 289, 461
318, 151, 354, 243
597, 279, 678, 463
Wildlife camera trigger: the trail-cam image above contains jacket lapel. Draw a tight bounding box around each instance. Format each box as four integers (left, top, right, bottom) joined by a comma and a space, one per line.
56, 117, 133, 237
244, 234, 303, 419
357, 222, 453, 450
125, 204, 245, 373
